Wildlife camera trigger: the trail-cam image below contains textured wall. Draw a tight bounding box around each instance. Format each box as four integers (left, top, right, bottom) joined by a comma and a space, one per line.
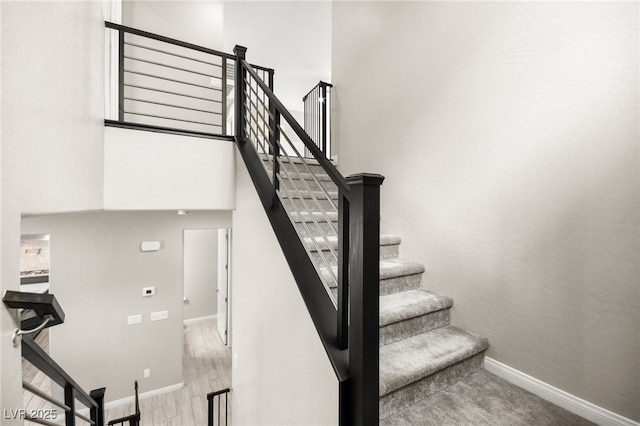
231, 151, 338, 424
332, 2, 639, 421
21, 211, 232, 403
123, 1, 223, 51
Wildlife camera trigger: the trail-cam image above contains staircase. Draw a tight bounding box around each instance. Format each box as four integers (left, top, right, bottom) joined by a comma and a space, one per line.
271, 157, 490, 420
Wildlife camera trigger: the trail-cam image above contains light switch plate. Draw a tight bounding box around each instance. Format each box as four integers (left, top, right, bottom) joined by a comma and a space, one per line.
127, 314, 142, 325
150, 310, 168, 321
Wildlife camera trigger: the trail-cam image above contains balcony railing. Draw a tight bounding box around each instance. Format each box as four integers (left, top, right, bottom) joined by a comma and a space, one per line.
105, 22, 272, 139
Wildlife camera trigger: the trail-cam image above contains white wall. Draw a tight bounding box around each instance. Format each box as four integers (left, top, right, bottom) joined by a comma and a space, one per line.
231, 150, 338, 424
183, 229, 218, 321
1, 1, 107, 419
21, 211, 232, 403
223, 2, 331, 112
333, 2, 639, 421
104, 127, 235, 210
122, 1, 223, 51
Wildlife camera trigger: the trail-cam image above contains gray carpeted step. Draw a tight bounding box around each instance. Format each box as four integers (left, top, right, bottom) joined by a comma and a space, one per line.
262, 155, 330, 175
278, 172, 338, 193
280, 190, 338, 211
380, 259, 425, 295
379, 326, 490, 418
305, 234, 401, 265
380, 289, 453, 346
318, 258, 424, 293
290, 211, 338, 238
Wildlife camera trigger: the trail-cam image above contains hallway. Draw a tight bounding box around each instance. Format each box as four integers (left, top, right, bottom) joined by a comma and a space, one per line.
104, 317, 231, 425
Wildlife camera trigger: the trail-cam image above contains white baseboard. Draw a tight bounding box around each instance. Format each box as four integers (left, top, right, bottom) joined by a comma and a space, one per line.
484, 357, 639, 426
183, 314, 217, 325
103, 382, 184, 411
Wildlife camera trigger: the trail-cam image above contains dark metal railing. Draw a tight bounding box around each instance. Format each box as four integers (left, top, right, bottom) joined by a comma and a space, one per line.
21, 334, 105, 426
105, 22, 272, 139
234, 45, 382, 426
207, 388, 230, 426
3, 291, 106, 426
303, 81, 332, 158
107, 381, 140, 426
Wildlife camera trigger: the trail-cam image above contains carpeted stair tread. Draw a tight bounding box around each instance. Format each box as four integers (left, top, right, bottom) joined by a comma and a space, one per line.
380, 325, 489, 396
320, 257, 422, 288
304, 234, 401, 251
277, 171, 333, 182
290, 211, 338, 224
380, 289, 453, 327
379, 259, 425, 280
279, 189, 339, 200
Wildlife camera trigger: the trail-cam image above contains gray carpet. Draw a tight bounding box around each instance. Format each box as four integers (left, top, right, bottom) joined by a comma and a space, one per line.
381, 369, 596, 426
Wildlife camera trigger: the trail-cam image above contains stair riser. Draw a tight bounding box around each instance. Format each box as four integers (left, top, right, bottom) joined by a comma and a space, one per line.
380, 351, 486, 419
279, 178, 338, 193
310, 244, 400, 265
380, 309, 450, 346
380, 273, 423, 296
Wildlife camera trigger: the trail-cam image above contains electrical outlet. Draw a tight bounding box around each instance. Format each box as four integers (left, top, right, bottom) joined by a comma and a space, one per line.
143, 368, 151, 378
150, 310, 168, 321
142, 286, 155, 297
127, 314, 142, 325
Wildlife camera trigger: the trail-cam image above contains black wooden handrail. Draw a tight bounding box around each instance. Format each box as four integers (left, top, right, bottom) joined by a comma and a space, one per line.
106, 22, 233, 60
234, 46, 382, 425
302, 80, 333, 102
105, 22, 273, 73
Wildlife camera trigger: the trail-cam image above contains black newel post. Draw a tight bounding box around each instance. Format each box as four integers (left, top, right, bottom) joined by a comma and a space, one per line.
337, 191, 350, 350
347, 173, 384, 426
233, 45, 247, 141
90, 387, 106, 426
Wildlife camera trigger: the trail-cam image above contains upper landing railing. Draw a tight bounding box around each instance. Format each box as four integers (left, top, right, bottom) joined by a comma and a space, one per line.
104, 22, 272, 139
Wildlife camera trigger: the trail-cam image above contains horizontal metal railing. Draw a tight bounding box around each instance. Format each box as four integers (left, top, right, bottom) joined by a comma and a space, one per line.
21, 336, 105, 426
105, 22, 272, 138
2, 291, 106, 426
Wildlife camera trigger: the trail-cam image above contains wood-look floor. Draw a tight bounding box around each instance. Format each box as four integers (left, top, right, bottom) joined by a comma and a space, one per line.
105, 317, 232, 425
23, 318, 231, 426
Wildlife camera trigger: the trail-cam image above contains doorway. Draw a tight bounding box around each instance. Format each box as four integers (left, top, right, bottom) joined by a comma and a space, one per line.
183, 228, 231, 344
